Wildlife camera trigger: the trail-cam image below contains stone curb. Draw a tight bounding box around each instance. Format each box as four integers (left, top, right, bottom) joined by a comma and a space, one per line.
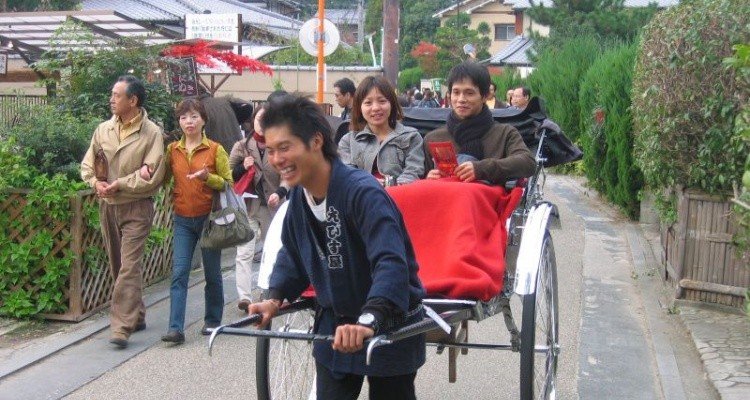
625, 224, 688, 400
0, 267, 218, 380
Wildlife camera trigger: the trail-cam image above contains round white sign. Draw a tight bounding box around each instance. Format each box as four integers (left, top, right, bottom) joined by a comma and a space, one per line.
299, 18, 341, 57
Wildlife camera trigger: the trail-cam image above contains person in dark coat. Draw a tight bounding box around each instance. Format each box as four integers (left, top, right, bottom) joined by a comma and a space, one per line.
248, 95, 426, 400
333, 78, 356, 120
199, 94, 243, 153
424, 62, 535, 184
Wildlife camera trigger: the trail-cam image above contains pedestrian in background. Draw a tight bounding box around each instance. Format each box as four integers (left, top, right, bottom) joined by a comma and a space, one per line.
80, 75, 166, 349
160, 98, 232, 345
199, 94, 243, 153
333, 78, 356, 121
229, 104, 289, 312
486, 82, 508, 109
511, 87, 531, 110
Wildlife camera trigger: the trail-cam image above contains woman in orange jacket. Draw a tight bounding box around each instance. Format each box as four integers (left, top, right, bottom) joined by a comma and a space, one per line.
160, 98, 233, 344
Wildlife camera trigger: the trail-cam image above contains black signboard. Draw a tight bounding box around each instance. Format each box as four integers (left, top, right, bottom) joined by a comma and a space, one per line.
167, 57, 199, 97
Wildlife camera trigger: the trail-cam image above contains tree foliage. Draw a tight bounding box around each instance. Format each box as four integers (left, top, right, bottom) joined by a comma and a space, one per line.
410, 41, 439, 78
579, 43, 642, 218
399, 1, 454, 69
526, 33, 603, 148
526, 0, 658, 42
260, 39, 373, 66
491, 69, 526, 100
1, 0, 78, 11
360, 0, 454, 69
398, 66, 423, 91
632, 0, 749, 208
34, 21, 178, 131
433, 13, 491, 79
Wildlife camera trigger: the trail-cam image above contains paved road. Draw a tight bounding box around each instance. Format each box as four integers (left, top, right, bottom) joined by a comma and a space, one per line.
0, 175, 718, 400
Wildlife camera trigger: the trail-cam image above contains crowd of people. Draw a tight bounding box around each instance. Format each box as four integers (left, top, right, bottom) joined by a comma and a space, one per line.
80, 61, 536, 399
397, 81, 531, 111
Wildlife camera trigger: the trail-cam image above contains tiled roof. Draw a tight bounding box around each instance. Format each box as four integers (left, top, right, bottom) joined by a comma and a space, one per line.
433, 0, 496, 18
486, 35, 534, 66
84, 0, 181, 21
0, 10, 174, 60
82, 0, 302, 39
325, 9, 359, 26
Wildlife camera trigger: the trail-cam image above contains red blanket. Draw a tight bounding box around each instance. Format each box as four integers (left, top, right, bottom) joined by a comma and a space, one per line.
387, 179, 522, 301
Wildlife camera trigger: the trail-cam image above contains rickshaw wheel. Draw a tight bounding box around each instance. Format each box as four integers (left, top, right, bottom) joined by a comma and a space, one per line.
520, 232, 559, 400
256, 308, 317, 400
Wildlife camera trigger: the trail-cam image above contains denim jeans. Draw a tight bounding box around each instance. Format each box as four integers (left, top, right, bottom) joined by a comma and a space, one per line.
168, 214, 224, 333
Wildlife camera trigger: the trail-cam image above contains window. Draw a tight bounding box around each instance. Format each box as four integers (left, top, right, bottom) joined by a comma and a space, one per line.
494, 24, 516, 41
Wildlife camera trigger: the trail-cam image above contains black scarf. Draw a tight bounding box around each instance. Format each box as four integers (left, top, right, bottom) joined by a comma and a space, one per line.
447, 105, 494, 160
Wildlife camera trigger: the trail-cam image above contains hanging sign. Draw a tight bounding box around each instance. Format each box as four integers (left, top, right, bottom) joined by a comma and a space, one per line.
167, 56, 199, 97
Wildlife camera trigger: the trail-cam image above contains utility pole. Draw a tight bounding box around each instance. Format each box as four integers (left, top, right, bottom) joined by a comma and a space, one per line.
382, 0, 400, 87
357, 0, 365, 50
316, 0, 325, 103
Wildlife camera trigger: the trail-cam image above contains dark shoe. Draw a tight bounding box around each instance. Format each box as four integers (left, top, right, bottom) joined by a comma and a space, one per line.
134, 321, 146, 332
109, 334, 128, 349
201, 323, 220, 336
238, 299, 251, 312
161, 331, 185, 344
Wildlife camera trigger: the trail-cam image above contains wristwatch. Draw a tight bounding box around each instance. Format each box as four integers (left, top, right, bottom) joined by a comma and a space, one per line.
357, 313, 379, 332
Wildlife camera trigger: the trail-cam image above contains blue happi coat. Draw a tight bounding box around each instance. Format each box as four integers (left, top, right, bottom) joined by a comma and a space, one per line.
269, 158, 426, 376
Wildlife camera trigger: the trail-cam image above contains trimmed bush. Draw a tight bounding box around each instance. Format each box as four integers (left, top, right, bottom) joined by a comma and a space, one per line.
4, 104, 100, 180
492, 68, 526, 101
632, 0, 749, 213
579, 43, 642, 218
398, 67, 423, 92
527, 33, 603, 146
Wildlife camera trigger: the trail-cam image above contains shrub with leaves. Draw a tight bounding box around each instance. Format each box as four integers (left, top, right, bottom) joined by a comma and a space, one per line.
0, 21, 178, 319
579, 43, 642, 218
527, 33, 603, 147
434, 13, 491, 79
410, 41, 440, 78
3, 104, 100, 179
0, 139, 87, 318
398, 67, 423, 92
491, 68, 526, 100
632, 0, 749, 220
35, 20, 178, 132
725, 43, 750, 256
261, 40, 373, 67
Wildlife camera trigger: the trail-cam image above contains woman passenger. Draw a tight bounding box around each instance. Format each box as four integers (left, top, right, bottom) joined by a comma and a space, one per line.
160, 99, 232, 345
338, 76, 425, 185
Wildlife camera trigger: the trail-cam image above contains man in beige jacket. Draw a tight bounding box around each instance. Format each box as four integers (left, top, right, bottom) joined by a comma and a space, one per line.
81, 75, 165, 349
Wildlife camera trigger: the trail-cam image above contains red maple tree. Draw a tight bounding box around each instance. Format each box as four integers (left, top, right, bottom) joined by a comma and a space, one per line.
162, 40, 272, 75
410, 41, 440, 77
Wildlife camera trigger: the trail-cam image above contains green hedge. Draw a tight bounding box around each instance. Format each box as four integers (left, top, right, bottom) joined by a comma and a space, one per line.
527, 33, 603, 147
0, 138, 87, 318
5, 104, 100, 180
579, 43, 642, 218
632, 0, 749, 218
398, 67, 423, 92
491, 68, 525, 102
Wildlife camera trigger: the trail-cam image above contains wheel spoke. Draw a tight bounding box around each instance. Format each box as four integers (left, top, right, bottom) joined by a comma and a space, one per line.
522, 234, 559, 400
264, 310, 316, 400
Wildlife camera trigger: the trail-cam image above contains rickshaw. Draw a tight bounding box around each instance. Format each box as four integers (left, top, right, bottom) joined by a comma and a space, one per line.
208, 98, 582, 400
